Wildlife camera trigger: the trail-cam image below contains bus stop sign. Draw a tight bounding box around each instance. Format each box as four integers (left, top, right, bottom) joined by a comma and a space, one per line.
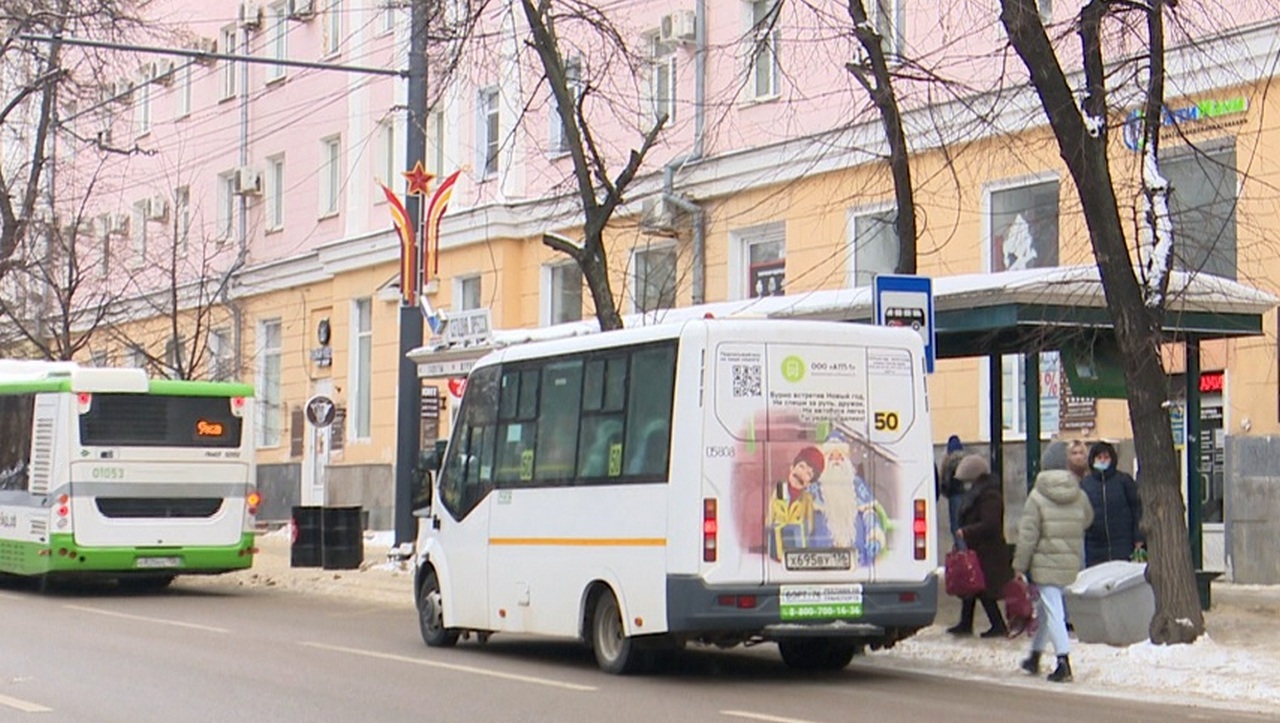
874, 274, 935, 373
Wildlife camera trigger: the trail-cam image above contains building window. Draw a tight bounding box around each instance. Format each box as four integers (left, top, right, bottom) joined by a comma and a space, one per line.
90, 350, 109, 367
98, 214, 111, 275
848, 206, 899, 287
164, 337, 185, 379
220, 26, 237, 100
350, 298, 373, 440
455, 275, 482, 311
427, 110, 446, 177
378, 0, 395, 34
135, 77, 151, 136
988, 352, 1062, 438
325, 0, 343, 56
176, 63, 192, 119
731, 222, 785, 299
125, 346, 147, 371
551, 57, 583, 153
1038, 0, 1053, 23
1163, 143, 1237, 280
544, 263, 583, 325
633, 245, 677, 313
868, 0, 905, 59
749, 0, 779, 99
267, 2, 288, 82
649, 38, 676, 123
174, 186, 190, 249
988, 178, 1059, 272
207, 328, 233, 381
320, 135, 341, 217
217, 171, 235, 239
477, 87, 500, 178
266, 154, 284, 231
131, 199, 148, 264
376, 120, 397, 186
256, 319, 283, 448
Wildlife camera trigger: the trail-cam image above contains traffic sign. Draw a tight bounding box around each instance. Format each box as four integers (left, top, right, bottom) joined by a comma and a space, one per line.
305, 395, 337, 428
874, 274, 935, 373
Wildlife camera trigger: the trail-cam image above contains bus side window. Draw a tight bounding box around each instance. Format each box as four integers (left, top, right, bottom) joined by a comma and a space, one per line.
623, 345, 676, 478
438, 366, 499, 519
0, 394, 35, 492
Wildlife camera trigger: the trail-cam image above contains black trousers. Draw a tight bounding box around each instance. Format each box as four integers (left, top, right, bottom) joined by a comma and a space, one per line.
958, 592, 1006, 631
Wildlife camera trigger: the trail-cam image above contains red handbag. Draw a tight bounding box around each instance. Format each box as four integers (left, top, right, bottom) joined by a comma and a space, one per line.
944, 547, 986, 598
1003, 577, 1037, 637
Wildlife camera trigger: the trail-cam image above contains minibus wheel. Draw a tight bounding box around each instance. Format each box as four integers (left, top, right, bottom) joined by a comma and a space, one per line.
418, 568, 459, 647
591, 591, 643, 674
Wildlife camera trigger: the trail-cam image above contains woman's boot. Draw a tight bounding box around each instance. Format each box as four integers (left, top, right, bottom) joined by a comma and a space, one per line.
1020, 651, 1041, 675
1047, 655, 1073, 683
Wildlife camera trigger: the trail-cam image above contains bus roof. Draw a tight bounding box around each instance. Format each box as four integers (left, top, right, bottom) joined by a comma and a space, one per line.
0, 360, 253, 397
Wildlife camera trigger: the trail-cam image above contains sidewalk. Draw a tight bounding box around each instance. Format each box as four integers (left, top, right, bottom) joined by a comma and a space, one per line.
191, 532, 1280, 713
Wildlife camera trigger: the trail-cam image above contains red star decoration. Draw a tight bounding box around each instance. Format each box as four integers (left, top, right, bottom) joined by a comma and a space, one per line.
402, 161, 435, 197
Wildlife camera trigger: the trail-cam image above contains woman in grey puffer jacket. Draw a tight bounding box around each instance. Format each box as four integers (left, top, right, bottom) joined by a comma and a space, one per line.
1012, 441, 1094, 683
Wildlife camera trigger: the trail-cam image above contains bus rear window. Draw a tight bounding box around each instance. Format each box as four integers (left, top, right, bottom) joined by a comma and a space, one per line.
79, 395, 243, 448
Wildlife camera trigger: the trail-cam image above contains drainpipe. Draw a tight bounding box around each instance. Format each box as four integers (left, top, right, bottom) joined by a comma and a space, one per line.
227, 24, 253, 376
661, 0, 706, 305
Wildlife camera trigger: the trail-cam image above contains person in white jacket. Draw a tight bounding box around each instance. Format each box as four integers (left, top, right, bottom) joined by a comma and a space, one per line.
1012, 441, 1094, 683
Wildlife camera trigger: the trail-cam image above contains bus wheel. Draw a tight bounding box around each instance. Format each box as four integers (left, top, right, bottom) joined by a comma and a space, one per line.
591, 591, 643, 675
777, 639, 857, 671
417, 569, 459, 648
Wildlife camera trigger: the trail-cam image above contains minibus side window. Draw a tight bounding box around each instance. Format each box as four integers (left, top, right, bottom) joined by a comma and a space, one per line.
438, 366, 499, 520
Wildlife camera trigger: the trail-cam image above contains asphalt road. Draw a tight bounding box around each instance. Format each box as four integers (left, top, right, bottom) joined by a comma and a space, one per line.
0, 577, 1269, 723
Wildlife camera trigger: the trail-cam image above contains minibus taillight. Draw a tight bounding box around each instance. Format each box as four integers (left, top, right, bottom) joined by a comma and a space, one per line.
230, 397, 247, 417
703, 498, 718, 563
76, 392, 92, 414
913, 499, 928, 560
246, 489, 262, 516
57, 494, 71, 519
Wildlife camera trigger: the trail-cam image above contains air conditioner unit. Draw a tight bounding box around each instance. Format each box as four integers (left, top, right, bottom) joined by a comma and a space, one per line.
147, 195, 169, 221
190, 36, 217, 64
235, 166, 262, 195
238, 1, 263, 29
152, 58, 176, 84
110, 213, 130, 236
641, 196, 675, 231
287, 0, 315, 20
659, 10, 695, 44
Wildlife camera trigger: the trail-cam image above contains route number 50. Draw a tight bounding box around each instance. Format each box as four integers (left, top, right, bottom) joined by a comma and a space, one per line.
874, 411, 900, 431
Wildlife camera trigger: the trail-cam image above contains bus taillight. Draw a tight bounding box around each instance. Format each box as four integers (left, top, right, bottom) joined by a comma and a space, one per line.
76, 392, 92, 413
230, 397, 247, 417
702, 498, 717, 563
913, 499, 927, 560
246, 489, 262, 516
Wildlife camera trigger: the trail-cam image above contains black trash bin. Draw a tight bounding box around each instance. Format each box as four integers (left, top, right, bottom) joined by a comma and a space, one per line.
322, 506, 364, 570
291, 506, 322, 568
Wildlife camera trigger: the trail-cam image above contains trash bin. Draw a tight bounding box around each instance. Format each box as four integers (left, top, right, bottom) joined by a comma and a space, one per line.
1064, 561, 1154, 646
290, 506, 322, 568
321, 506, 364, 570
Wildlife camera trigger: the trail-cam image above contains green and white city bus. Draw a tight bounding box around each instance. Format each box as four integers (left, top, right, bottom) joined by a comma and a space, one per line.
0, 360, 260, 587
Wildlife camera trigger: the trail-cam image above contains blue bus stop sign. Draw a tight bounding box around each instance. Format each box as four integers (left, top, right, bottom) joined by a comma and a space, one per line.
874, 274, 935, 373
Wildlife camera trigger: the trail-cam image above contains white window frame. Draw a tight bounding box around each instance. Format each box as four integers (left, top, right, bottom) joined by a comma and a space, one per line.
540, 262, 584, 326
631, 243, 678, 313
377, 0, 396, 35
90, 350, 109, 368
267, 2, 289, 83
325, 0, 343, 56
135, 77, 151, 136
266, 154, 285, 231
846, 203, 899, 287
427, 109, 447, 177
219, 26, 237, 100
649, 38, 677, 124
454, 274, 482, 311
319, 135, 341, 217
125, 346, 147, 371
376, 119, 397, 187
981, 172, 1060, 273
174, 185, 190, 251
1038, 0, 1053, 23
350, 297, 373, 441
207, 327, 233, 381
175, 63, 192, 119
728, 221, 785, 300
216, 171, 236, 240
131, 199, 148, 265
550, 57, 583, 155
477, 87, 500, 179
98, 213, 112, 275
747, 0, 779, 101
256, 318, 283, 448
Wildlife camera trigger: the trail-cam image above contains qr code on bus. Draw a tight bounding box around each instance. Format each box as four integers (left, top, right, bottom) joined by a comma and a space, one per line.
732, 364, 762, 397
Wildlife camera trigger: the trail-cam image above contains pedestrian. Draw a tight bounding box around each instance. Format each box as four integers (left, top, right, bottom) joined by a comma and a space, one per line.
938, 435, 967, 543
1066, 439, 1089, 481
1012, 440, 1094, 683
1081, 441, 1144, 567
946, 454, 1012, 638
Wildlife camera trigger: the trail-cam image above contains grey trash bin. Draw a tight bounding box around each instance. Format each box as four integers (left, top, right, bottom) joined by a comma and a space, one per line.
1065, 560, 1154, 646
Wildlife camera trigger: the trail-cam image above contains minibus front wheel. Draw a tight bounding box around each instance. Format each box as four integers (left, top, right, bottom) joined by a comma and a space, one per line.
417, 568, 460, 647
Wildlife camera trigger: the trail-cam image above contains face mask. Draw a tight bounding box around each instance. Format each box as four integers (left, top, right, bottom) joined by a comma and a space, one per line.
1093, 461, 1109, 472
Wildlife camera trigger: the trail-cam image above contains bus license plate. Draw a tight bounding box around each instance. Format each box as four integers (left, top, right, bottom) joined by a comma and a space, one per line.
136, 557, 182, 569
784, 550, 852, 571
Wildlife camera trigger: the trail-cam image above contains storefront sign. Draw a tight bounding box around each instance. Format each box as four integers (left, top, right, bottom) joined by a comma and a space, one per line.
1123, 96, 1249, 151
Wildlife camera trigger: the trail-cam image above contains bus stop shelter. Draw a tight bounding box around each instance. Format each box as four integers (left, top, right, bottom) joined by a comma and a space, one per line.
409, 265, 1276, 577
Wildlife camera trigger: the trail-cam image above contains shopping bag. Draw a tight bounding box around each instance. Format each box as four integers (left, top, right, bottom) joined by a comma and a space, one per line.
944, 547, 986, 598
1003, 577, 1037, 638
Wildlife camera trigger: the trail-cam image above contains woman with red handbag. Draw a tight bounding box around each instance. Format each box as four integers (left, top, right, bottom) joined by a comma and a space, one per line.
946, 455, 1012, 638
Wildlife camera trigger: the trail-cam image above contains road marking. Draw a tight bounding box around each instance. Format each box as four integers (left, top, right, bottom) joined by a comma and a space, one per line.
301, 642, 598, 692
63, 605, 228, 633
0, 692, 53, 713
721, 711, 822, 723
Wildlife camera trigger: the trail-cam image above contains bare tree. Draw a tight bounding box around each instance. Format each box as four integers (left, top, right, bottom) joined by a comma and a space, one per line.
999, 0, 1201, 643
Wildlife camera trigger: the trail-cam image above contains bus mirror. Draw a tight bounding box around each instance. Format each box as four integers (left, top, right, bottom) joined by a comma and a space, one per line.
419, 447, 441, 473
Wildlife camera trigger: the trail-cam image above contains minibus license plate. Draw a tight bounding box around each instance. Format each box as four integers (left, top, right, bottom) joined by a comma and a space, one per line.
784, 550, 851, 571
136, 557, 181, 569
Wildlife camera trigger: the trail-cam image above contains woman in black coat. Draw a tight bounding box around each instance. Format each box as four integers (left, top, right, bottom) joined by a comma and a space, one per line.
947, 455, 1012, 638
